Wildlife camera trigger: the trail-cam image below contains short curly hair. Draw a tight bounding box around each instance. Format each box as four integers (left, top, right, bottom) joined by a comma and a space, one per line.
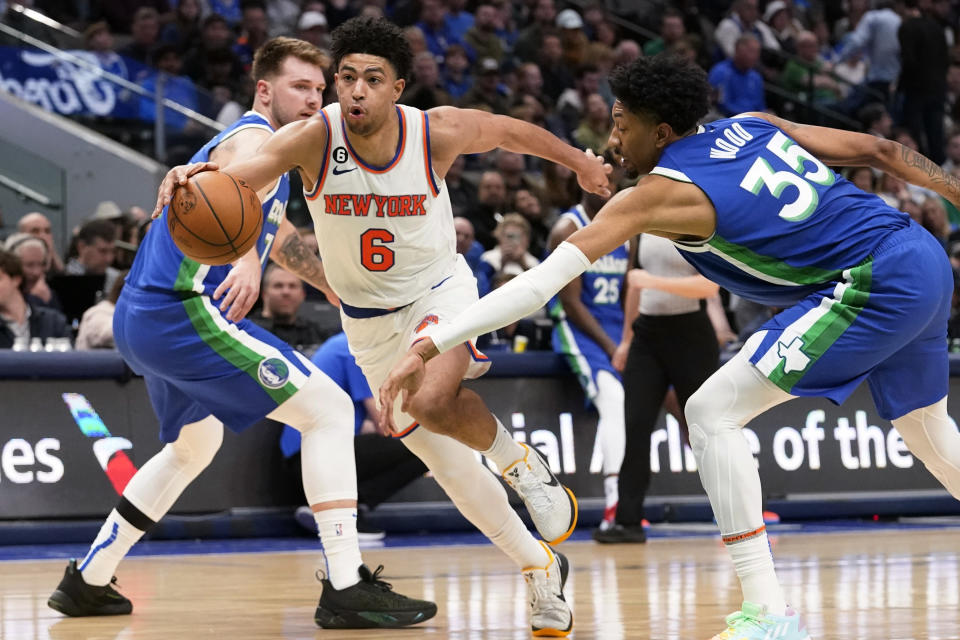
331, 16, 412, 83
609, 54, 710, 135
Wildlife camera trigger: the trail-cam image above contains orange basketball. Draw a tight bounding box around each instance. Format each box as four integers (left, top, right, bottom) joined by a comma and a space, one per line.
167, 171, 263, 266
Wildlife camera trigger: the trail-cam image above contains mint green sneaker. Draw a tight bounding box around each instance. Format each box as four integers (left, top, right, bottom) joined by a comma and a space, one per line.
710, 602, 811, 640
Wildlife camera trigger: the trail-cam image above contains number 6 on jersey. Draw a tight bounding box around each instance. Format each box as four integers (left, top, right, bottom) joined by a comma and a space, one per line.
361, 229, 395, 271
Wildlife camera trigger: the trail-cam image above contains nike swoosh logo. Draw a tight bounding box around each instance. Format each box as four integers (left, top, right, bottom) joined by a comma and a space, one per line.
332, 166, 356, 175
544, 475, 560, 487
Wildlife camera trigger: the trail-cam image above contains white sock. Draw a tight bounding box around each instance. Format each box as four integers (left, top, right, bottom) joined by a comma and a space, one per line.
488, 510, 552, 569
315, 508, 362, 590
603, 475, 619, 510
481, 417, 526, 472
727, 531, 786, 615
79, 510, 145, 587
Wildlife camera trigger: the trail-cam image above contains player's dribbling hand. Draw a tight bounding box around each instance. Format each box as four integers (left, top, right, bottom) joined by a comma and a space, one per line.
378, 339, 436, 433
152, 161, 219, 219
213, 251, 261, 322
576, 149, 613, 198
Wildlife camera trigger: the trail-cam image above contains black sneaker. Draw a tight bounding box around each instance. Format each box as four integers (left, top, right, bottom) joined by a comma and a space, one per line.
315, 564, 437, 629
357, 513, 386, 542
592, 523, 647, 544
48, 559, 132, 616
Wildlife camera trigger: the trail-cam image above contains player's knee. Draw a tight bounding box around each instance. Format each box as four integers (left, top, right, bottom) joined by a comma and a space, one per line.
170, 416, 223, 470
405, 386, 458, 432
685, 386, 724, 456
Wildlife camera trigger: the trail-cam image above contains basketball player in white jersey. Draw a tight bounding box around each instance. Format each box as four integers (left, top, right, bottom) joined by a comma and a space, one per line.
155, 16, 612, 636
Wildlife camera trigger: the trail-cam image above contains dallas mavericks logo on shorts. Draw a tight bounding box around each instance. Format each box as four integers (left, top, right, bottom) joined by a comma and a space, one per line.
258, 357, 290, 389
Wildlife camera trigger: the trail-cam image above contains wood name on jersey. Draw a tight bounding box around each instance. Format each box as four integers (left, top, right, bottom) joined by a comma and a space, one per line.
323, 194, 428, 218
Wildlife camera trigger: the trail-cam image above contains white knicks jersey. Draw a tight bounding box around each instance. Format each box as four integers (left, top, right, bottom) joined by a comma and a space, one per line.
305, 103, 457, 309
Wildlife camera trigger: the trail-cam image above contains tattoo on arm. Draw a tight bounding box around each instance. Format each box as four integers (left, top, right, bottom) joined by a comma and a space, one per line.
277, 232, 326, 288
899, 145, 960, 202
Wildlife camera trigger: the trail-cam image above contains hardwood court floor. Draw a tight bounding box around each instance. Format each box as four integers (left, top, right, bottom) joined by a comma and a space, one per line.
2, 526, 959, 640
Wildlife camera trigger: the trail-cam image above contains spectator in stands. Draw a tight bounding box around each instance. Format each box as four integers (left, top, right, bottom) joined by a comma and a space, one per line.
898, 0, 949, 164
846, 166, 877, 193
557, 63, 601, 135
234, 1, 270, 73
444, 155, 476, 218
207, 0, 242, 27
454, 216, 490, 296
556, 8, 589, 71
84, 21, 128, 80
66, 219, 120, 295
0, 250, 70, 350
542, 160, 581, 215
835, 0, 903, 107
442, 44, 473, 100
283, 332, 429, 540
514, 62, 545, 106
465, 170, 507, 249
481, 213, 540, 280
780, 30, 843, 107
859, 102, 893, 138
75, 270, 126, 350
183, 14, 243, 89
249, 264, 330, 352
613, 39, 641, 68
834, 0, 871, 44
496, 151, 541, 202
118, 7, 160, 64
139, 45, 200, 134
644, 8, 686, 56
515, 0, 556, 62
417, 0, 460, 61
403, 25, 429, 57
3, 233, 59, 311
763, 0, 802, 54
402, 51, 453, 110
922, 196, 951, 248
943, 132, 960, 172
160, 0, 202, 52
946, 64, 960, 130
714, 0, 780, 60
445, 0, 474, 42
465, 3, 505, 63
573, 92, 612, 152
513, 188, 551, 261
17, 212, 63, 273
459, 57, 509, 114
593, 20, 618, 48
296, 10, 329, 50
92, 0, 169, 34
538, 32, 575, 101
708, 35, 767, 116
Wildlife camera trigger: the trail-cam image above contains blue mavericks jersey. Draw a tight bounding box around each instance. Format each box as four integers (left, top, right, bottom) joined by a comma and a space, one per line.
653, 116, 910, 307
126, 111, 289, 297
549, 205, 629, 331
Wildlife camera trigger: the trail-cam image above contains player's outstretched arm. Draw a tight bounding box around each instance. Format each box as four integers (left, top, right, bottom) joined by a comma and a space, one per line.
743, 112, 960, 208
426, 106, 611, 197
151, 117, 328, 218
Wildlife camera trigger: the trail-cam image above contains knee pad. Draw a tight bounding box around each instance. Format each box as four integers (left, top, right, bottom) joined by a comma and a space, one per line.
169, 415, 223, 471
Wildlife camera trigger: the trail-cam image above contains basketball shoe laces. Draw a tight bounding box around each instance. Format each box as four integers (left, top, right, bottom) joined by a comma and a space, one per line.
523, 568, 565, 618
510, 460, 555, 513
716, 608, 767, 639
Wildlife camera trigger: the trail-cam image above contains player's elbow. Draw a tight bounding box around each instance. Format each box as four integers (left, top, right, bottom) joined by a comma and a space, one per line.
874, 138, 899, 171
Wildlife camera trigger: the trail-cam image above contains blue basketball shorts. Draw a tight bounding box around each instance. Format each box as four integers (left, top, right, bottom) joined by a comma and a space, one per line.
114, 286, 314, 442
745, 223, 952, 420
552, 318, 622, 401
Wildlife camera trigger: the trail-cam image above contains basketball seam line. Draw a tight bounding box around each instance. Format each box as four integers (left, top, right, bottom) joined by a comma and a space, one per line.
197, 174, 241, 257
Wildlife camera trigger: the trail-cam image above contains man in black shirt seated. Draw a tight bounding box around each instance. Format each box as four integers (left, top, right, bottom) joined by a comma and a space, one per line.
249, 264, 332, 352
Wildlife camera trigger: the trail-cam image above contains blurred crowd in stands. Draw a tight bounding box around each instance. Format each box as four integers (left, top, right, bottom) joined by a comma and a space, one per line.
3, 0, 960, 356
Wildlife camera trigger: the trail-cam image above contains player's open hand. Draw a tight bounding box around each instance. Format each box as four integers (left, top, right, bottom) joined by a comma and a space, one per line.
213, 251, 261, 322
152, 161, 219, 219
576, 149, 613, 198
378, 339, 436, 433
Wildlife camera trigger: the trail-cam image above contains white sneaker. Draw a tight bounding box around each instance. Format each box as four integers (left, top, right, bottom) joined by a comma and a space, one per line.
502, 444, 578, 544
524, 544, 573, 637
